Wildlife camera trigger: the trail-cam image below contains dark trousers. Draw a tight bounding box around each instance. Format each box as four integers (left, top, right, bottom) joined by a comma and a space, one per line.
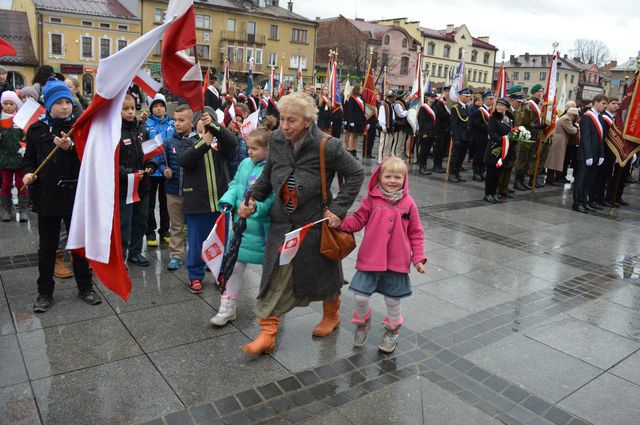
433, 134, 449, 167
452, 139, 470, 173
562, 145, 577, 178
417, 135, 436, 168
590, 156, 614, 203
573, 161, 597, 206
473, 140, 487, 175
485, 165, 500, 195
606, 162, 631, 202
146, 176, 169, 237
185, 212, 220, 281
37, 214, 93, 296
120, 195, 149, 258
497, 166, 513, 194
362, 126, 376, 157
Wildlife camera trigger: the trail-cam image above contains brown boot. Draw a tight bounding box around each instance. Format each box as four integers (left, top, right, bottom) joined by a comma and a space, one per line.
54, 252, 73, 279
312, 297, 341, 337
242, 316, 280, 355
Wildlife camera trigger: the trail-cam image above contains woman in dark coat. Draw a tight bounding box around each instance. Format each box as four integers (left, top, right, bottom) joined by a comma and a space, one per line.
483, 97, 513, 203
345, 84, 366, 158
240, 93, 364, 355
316, 86, 332, 132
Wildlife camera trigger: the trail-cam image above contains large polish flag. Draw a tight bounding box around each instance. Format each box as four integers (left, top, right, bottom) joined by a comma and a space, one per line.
133, 70, 162, 98
161, 0, 204, 111
13, 98, 46, 133
66, 15, 176, 301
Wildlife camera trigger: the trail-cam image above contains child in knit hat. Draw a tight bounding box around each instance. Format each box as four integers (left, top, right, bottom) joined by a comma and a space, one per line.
0, 91, 26, 222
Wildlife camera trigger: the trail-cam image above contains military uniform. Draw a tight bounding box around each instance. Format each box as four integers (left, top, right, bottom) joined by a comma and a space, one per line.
449, 92, 472, 182
432, 96, 451, 173
470, 95, 492, 180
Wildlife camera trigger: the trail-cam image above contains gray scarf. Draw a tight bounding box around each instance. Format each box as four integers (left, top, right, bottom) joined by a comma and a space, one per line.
378, 184, 403, 203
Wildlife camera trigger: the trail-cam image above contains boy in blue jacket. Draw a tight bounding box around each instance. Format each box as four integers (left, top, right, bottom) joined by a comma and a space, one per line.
144, 93, 174, 246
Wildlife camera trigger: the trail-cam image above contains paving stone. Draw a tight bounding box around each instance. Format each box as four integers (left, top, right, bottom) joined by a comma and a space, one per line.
165, 410, 195, 425
420, 275, 515, 313
568, 298, 640, 342
0, 334, 28, 388
0, 383, 40, 425
188, 403, 219, 424
609, 350, 640, 386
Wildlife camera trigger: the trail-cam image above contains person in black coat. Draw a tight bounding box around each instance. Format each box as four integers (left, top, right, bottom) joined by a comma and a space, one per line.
449, 88, 472, 182
345, 84, 365, 158
417, 92, 438, 175
22, 79, 101, 313
317, 86, 332, 133
484, 98, 513, 203
204, 76, 221, 111
0, 65, 15, 113
590, 98, 618, 208
118, 95, 158, 266
331, 103, 343, 139
573, 94, 608, 213
432, 92, 451, 173
471, 92, 493, 181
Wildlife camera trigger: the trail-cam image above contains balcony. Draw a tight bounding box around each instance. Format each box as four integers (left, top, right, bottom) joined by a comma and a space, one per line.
220, 60, 265, 74
220, 30, 266, 45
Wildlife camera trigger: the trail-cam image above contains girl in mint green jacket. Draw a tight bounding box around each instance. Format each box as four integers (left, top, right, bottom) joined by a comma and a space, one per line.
211, 120, 276, 326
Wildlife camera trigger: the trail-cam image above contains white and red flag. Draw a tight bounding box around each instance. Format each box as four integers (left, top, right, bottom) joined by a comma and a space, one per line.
66, 13, 176, 301
296, 58, 303, 94
141, 134, 165, 162
278, 218, 327, 265
278, 63, 285, 98
161, 0, 203, 111
542, 51, 559, 140
125, 173, 141, 204
496, 135, 510, 168
133, 70, 162, 98
201, 213, 229, 277
240, 110, 260, 139
221, 59, 229, 95
492, 63, 507, 112
13, 98, 45, 133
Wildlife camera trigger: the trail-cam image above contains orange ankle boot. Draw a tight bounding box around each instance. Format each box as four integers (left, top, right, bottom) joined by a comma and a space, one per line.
312, 297, 341, 337
242, 316, 280, 355
54, 252, 73, 279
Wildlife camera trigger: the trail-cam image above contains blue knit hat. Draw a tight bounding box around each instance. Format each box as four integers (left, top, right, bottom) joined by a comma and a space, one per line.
42, 77, 73, 111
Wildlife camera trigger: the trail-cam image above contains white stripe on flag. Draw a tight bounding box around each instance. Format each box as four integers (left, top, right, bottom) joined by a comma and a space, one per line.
13, 98, 45, 131
279, 218, 328, 265
125, 173, 140, 204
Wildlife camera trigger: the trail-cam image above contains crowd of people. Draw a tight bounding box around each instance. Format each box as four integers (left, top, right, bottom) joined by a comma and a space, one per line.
0, 62, 636, 356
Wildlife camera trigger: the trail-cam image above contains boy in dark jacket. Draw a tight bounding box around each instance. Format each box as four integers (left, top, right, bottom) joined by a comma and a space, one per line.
177, 109, 236, 293
119, 94, 157, 266
22, 78, 101, 312
159, 104, 191, 271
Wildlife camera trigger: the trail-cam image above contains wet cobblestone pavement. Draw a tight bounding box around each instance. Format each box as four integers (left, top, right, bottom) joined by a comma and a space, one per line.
2, 161, 640, 425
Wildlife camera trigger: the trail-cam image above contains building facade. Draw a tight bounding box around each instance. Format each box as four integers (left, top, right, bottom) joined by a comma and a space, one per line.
12, 0, 142, 96
0, 10, 39, 88
502, 53, 582, 103
316, 15, 420, 89
141, 0, 317, 88
608, 56, 639, 98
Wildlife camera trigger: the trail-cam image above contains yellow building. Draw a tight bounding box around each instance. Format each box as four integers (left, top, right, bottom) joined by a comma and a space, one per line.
373, 18, 498, 92
11, 0, 142, 96
141, 0, 318, 88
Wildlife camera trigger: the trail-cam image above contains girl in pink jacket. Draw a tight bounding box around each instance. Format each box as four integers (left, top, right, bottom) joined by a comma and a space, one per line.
338, 157, 426, 353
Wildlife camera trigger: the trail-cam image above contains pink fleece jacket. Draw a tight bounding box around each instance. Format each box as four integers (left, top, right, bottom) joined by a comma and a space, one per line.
339, 159, 427, 273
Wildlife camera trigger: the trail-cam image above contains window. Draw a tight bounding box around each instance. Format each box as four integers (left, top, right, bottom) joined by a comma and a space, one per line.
100, 23, 110, 29
524, 72, 530, 81
472, 69, 477, 81
189, 44, 210, 60
381, 52, 389, 66
556, 71, 559, 80
255, 49, 263, 65
443, 45, 450, 58
270, 24, 278, 40
227, 18, 236, 32
513, 71, 519, 80
118, 24, 128, 31
483, 52, 490, 65
6, 71, 25, 89
100, 38, 111, 59
444, 65, 449, 78
269, 52, 277, 66
484, 71, 488, 83
372, 52, 378, 69
458, 47, 463, 60
438, 64, 443, 77
471, 50, 478, 62
290, 55, 307, 69
195, 14, 211, 29
227, 47, 235, 62
539, 71, 547, 80
384, 35, 390, 45
568, 90, 573, 99
291, 28, 308, 43
154, 9, 166, 23
153, 41, 162, 56
49, 33, 63, 55
400, 57, 409, 75
117, 39, 127, 51
431, 63, 436, 76
236, 47, 244, 63
570, 74, 575, 84
402, 37, 407, 48
427, 42, 435, 56
49, 17, 62, 24
81, 36, 93, 58
82, 20, 93, 27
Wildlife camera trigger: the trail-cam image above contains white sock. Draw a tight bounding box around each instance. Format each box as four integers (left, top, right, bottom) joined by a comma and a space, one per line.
353, 293, 371, 318
384, 296, 402, 326
222, 261, 247, 299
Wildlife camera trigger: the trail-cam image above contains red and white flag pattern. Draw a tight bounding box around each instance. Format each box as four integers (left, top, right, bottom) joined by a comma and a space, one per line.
13, 98, 45, 133
496, 136, 510, 168
133, 70, 162, 98
66, 12, 177, 301
141, 134, 165, 162
201, 213, 228, 277
240, 110, 260, 139
125, 172, 141, 204
542, 51, 559, 140
278, 218, 327, 265
161, 0, 204, 111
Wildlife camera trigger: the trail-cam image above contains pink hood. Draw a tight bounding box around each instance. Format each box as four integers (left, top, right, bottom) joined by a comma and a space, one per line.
367, 157, 410, 200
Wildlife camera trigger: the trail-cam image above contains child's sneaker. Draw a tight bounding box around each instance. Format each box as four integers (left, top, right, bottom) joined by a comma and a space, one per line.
351, 309, 372, 348
189, 279, 203, 294
378, 323, 400, 353
167, 257, 182, 271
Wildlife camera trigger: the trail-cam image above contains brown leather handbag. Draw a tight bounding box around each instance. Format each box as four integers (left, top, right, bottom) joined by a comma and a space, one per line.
319, 135, 356, 262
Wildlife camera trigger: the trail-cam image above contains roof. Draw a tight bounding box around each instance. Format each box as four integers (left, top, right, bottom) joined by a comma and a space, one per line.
195, 0, 316, 24
612, 57, 639, 72
344, 17, 420, 46
32, 0, 137, 19
418, 25, 497, 51
0, 10, 39, 66
504, 54, 582, 72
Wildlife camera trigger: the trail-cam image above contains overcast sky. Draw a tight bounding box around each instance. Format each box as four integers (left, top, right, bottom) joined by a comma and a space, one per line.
1, 0, 637, 63
294, 0, 640, 64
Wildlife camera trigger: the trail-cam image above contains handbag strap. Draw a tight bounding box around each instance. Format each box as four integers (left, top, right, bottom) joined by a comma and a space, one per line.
319, 133, 331, 209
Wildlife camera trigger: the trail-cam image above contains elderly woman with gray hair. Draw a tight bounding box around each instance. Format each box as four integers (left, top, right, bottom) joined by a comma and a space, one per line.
239, 93, 364, 355
544, 106, 580, 185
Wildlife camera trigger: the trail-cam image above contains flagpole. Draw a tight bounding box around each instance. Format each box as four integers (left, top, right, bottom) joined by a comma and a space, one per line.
531, 42, 559, 193
364, 47, 374, 161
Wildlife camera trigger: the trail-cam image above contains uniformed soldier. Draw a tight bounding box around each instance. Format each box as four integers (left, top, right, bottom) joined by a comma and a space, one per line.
449, 88, 472, 182
514, 83, 546, 190
496, 86, 525, 198
470, 91, 494, 181
431, 87, 451, 173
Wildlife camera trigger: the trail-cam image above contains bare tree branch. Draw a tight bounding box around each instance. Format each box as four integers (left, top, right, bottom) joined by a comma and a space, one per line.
571, 39, 612, 66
